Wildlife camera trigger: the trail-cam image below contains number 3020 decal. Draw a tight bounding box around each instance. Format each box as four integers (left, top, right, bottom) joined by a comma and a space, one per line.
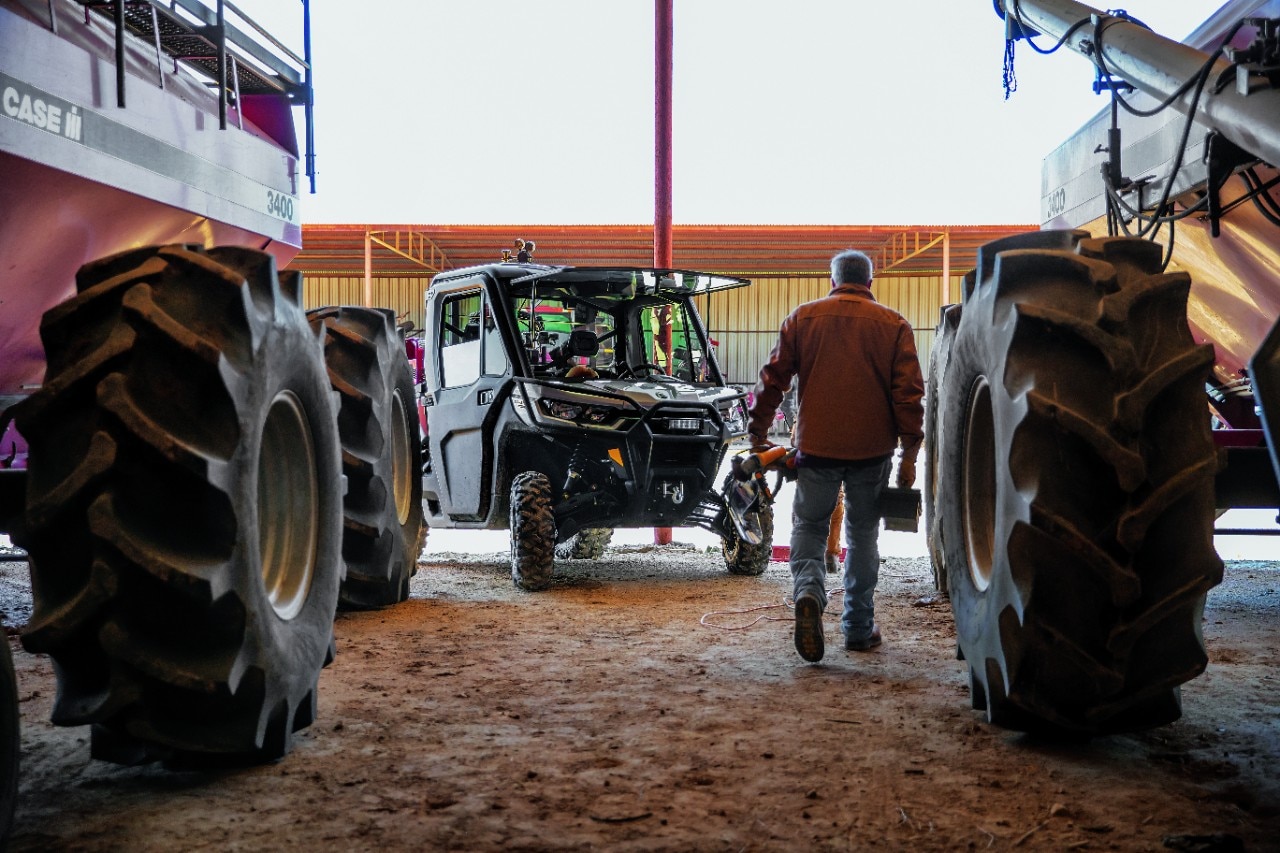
266, 189, 296, 222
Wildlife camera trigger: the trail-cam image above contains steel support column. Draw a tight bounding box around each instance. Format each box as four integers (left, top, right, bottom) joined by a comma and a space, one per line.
654, 0, 673, 545
942, 229, 951, 305
364, 229, 373, 308
655, 0, 673, 270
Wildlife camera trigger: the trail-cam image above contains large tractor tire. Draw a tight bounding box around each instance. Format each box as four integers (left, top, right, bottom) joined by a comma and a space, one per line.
510, 472, 555, 591
554, 528, 613, 560
934, 231, 1223, 734
722, 491, 774, 576
925, 301, 962, 596
309, 307, 426, 609
12, 245, 343, 763
1, 639, 17, 845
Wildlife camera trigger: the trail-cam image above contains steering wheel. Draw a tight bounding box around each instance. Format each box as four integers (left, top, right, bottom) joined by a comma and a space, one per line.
617, 362, 666, 378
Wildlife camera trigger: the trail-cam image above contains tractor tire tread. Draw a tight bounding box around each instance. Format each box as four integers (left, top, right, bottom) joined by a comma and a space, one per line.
13, 245, 343, 762
308, 306, 425, 611
937, 233, 1221, 734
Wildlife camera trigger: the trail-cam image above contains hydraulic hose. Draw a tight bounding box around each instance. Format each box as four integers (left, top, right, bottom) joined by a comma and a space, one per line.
1000, 0, 1280, 169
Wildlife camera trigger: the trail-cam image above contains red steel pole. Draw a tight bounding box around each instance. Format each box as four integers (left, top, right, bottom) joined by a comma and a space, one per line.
655, 0, 673, 269
654, 0, 673, 546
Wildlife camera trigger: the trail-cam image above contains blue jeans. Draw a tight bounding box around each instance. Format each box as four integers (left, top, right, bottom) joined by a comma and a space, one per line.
790, 459, 891, 640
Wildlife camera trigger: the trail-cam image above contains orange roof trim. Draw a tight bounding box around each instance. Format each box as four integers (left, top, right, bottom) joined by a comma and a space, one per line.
291, 223, 1038, 278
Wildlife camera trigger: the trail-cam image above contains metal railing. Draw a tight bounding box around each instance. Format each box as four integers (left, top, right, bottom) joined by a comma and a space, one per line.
63, 0, 316, 191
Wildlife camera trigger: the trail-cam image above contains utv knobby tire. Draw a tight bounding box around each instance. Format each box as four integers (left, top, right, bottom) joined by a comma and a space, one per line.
925, 302, 962, 596
1, 639, 17, 845
722, 488, 774, 576
935, 231, 1222, 734
554, 527, 613, 560
12, 245, 343, 763
309, 307, 425, 609
510, 472, 555, 591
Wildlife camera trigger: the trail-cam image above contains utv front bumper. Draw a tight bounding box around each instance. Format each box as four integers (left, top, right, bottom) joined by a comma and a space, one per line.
507, 378, 746, 538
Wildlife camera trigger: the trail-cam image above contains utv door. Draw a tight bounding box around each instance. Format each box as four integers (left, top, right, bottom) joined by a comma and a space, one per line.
426, 283, 508, 519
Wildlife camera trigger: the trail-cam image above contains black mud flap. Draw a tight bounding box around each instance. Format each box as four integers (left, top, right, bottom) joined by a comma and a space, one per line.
0, 470, 22, 536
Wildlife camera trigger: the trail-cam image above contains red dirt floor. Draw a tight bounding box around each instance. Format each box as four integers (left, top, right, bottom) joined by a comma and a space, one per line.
2, 546, 1277, 852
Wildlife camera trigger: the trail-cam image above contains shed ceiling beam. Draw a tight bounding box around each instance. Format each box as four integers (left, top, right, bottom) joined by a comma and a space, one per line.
367, 229, 451, 273
877, 230, 948, 273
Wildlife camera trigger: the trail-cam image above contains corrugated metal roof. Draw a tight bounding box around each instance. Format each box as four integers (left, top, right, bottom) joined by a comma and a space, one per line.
290, 223, 1037, 278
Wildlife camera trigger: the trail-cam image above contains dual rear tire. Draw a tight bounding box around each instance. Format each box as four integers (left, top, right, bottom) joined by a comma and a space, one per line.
924, 302, 961, 596
13, 245, 343, 763
309, 307, 426, 609
10, 247, 431, 769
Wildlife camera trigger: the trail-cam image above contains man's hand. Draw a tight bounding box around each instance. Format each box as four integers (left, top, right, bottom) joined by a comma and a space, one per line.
896, 456, 916, 489
748, 434, 776, 453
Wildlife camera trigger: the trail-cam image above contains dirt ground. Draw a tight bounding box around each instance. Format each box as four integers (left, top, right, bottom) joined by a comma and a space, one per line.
2, 544, 1278, 852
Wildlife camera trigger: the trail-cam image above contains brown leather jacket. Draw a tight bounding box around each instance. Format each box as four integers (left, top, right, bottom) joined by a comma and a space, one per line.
747, 283, 924, 462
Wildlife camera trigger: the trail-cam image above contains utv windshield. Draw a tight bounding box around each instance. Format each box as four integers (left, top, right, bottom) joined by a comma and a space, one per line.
506, 268, 745, 384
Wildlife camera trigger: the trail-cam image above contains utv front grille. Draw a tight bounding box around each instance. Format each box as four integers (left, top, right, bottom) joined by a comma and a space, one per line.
650, 441, 707, 469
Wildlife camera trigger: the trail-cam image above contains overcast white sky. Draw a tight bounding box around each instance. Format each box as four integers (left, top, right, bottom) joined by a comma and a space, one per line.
273, 1, 1215, 225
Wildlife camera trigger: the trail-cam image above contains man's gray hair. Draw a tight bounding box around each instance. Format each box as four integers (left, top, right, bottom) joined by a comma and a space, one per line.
831, 250, 873, 286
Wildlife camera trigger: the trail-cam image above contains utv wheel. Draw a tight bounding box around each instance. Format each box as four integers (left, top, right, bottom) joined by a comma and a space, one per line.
13, 245, 343, 763
309, 306, 426, 609
1, 639, 17, 845
925, 301, 962, 596
722, 489, 774, 576
510, 472, 555, 591
554, 528, 613, 560
935, 231, 1222, 734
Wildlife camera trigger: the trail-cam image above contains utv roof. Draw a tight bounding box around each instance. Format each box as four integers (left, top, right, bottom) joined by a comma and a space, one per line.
435, 264, 750, 296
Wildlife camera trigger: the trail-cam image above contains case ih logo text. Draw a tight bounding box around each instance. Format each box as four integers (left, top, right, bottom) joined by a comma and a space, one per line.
2, 80, 82, 141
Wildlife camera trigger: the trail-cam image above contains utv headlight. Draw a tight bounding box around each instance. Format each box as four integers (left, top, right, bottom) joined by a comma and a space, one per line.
722, 399, 748, 437
541, 399, 585, 420
537, 397, 627, 428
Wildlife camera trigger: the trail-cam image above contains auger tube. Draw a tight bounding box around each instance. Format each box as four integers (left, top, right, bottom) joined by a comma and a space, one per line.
998, 0, 1280, 168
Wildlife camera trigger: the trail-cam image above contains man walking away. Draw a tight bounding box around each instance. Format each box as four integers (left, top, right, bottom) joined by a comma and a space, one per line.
747, 250, 924, 662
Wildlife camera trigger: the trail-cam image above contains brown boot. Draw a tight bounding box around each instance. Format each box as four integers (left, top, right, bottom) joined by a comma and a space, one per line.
844, 624, 882, 652
793, 593, 825, 662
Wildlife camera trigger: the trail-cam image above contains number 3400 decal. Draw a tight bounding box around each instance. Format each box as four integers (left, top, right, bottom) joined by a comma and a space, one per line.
266, 190, 296, 222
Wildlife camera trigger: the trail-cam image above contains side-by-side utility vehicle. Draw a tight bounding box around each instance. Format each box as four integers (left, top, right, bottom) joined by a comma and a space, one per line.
417, 263, 769, 590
